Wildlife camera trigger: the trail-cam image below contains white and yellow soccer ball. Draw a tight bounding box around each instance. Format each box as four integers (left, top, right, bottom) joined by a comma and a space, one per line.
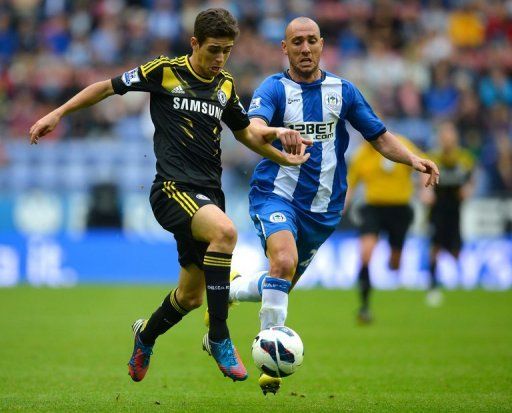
251, 326, 304, 378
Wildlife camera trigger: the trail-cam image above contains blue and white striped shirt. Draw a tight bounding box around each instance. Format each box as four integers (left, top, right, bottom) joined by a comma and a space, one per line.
248, 70, 386, 225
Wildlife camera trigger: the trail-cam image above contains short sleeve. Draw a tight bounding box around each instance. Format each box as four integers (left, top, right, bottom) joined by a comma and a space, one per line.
221, 81, 250, 131
111, 57, 165, 95
345, 82, 386, 141
247, 76, 279, 124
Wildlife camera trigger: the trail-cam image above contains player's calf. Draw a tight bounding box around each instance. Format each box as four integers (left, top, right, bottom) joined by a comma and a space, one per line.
204, 270, 242, 327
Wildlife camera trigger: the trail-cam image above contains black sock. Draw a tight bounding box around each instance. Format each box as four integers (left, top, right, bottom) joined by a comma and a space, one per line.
203, 251, 231, 341
429, 261, 438, 290
140, 289, 188, 345
358, 265, 371, 311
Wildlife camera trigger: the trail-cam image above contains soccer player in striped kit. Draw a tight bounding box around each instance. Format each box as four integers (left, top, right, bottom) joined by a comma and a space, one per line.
228, 17, 439, 394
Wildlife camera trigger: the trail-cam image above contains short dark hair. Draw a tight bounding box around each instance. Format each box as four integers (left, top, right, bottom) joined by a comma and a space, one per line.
194, 8, 239, 45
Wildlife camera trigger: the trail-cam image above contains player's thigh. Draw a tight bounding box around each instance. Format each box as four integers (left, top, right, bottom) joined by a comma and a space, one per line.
191, 204, 236, 244
151, 181, 225, 236
249, 195, 299, 256
150, 181, 196, 233
430, 208, 458, 250
446, 211, 462, 253
359, 205, 381, 237
150, 181, 227, 267
386, 205, 413, 249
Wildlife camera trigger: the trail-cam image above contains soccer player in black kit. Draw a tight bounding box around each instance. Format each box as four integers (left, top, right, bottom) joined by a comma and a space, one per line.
29, 8, 310, 383
422, 121, 474, 306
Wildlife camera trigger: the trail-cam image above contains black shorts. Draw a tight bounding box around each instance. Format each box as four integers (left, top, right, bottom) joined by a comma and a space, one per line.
430, 206, 461, 252
150, 180, 225, 269
359, 204, 414, 249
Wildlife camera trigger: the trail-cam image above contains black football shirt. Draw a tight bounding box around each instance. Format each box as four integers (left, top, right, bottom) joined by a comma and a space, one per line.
111, 55, 250, 188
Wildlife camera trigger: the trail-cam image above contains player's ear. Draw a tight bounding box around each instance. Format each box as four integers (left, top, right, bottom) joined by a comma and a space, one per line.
281, 40, 288, 55
190, 36, 199, 53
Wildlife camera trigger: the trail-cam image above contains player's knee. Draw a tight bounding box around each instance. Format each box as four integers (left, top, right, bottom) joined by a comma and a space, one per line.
222, 223, 237, 245
270, 252, 297, 279
210, 223, 237, 250
360, 250, 372, 264
360, 245, 374, 263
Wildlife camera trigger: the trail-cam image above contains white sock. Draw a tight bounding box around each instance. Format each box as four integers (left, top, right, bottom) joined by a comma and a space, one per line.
259, 276, 291, 330
230, 270, 267, 302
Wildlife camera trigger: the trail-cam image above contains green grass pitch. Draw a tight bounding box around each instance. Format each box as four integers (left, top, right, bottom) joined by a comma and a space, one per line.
0, 287, 511, 412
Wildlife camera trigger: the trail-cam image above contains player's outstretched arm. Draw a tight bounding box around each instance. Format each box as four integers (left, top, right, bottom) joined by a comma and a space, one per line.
233, 125, 310, 166
370, 131, 440, 187
29, 80, 115, 144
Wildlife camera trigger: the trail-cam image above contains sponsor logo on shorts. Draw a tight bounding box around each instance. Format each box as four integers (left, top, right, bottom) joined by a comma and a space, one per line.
196, 194, 210, 201
269, 212, 286, 223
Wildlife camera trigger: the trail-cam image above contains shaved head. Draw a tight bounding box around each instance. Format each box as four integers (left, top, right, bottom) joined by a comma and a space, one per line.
285, 17, 321, 40
282, 17, 323, 83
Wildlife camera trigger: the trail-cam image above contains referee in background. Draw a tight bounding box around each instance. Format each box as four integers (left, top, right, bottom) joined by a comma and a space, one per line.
346, 134, 424, 323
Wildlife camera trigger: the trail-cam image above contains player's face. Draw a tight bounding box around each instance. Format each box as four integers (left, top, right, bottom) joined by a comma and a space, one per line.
191, 37, 234, 78
282, 22, 323, 81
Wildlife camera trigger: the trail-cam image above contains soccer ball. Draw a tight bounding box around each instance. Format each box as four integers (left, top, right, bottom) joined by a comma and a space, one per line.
251, 326, 304, 378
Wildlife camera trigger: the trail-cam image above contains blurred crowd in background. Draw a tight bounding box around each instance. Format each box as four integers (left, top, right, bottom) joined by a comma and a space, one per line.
0, 0, 511, 199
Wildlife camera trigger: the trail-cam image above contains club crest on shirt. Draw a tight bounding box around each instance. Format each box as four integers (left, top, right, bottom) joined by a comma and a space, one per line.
324, 92, 341, 111
217, 90, 227, 107
122, 68, 140, 86
269, 212, 287, 223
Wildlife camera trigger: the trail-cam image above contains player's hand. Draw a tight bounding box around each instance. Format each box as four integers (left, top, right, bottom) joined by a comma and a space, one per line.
29, 111, 61, 144
411, 156, 440, 187
276, 127, 313, 155
280, 143, 310, 166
